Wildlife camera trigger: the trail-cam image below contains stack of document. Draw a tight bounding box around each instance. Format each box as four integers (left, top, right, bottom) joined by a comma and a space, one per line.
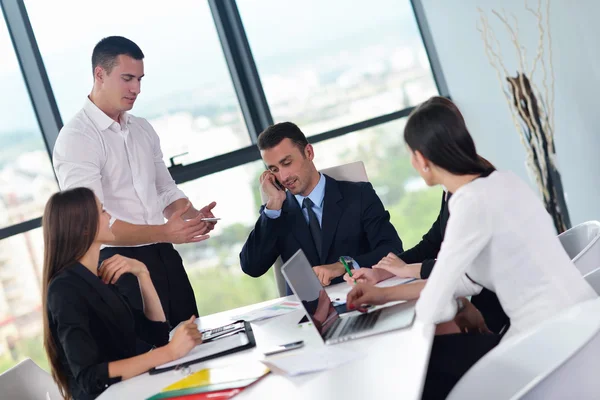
262, 347, 362, 376
229, 301, 301, 322
147, 362, 270, 400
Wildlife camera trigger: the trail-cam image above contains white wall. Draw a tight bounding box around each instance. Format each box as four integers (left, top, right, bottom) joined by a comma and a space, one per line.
420, 0, 600, 225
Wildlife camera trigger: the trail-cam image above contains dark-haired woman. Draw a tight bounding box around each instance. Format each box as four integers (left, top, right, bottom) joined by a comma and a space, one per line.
345, 96, 597, 399
42, 187, 202, 400
346, 97, 507, 334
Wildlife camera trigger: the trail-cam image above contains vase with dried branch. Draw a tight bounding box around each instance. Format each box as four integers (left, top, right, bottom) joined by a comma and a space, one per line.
477, 0, 571, 233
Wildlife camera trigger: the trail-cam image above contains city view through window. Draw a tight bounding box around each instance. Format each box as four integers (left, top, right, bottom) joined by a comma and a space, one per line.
0, 0, 440, 372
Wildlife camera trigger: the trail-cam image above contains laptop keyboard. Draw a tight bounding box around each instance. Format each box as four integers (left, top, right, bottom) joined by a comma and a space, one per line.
336, 309, 382, 338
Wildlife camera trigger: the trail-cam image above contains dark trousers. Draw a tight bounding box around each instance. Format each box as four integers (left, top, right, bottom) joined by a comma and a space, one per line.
422, 333, 501, 400
99, 243, 199, 328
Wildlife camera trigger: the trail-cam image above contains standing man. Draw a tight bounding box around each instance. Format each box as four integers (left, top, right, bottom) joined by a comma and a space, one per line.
53, 36, 216, 326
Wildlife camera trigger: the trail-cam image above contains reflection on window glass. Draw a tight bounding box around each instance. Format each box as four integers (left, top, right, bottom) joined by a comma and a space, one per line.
0, 228, 46, 374
176, 160, 278, 315
238, 0, 438, 135
24, 0, 250, 166
0, 17, 58, 229
312, 119, 441, 248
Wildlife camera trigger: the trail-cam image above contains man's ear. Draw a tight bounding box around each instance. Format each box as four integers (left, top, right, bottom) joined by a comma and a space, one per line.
94, 65, 105, 83
304, 144, 314, 161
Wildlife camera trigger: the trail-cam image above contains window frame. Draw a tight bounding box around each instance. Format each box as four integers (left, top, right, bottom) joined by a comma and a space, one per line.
0, 0, 448, 241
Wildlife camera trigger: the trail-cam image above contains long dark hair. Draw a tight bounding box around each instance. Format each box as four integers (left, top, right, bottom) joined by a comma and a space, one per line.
404, 96, 493, 175
42, 187, 99, 399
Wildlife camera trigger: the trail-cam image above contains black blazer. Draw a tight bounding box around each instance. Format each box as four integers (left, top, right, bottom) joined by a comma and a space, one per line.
240, 175, 403, 290
47, 263, 169, 400
399, 190, 509, 334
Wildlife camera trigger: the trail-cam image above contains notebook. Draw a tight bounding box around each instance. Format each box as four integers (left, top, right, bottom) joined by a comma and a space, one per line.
146, 362, 270, 400
150, 321, 256, 374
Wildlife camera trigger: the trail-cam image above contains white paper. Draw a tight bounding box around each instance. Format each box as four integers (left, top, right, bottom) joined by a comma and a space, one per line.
376, 276, 417, 288
229, 301, 302, 322
157, 332, 249, 369
262, 347, 362, 376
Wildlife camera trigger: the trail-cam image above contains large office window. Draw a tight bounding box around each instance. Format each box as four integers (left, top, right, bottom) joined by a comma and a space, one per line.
0, 17, 58, 229
0, 0, 444, 375
0, 228, 46, 372
237, 0, 438, 135
312, 119, 441, 249
24, 0, 249, 167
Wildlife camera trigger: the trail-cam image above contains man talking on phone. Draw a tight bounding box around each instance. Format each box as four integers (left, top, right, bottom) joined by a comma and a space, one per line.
240, 122, 403, 290
53, 36, 217, 326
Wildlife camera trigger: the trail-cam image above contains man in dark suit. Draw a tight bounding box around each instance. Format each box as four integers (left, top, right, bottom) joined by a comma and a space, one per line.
240, 122, 403, 290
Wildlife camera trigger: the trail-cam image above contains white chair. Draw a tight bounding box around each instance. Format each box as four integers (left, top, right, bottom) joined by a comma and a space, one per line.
259, 161, 370, 296
447, 298, 600, 400
583, 267, 600, 295
557, 221, 600, 275
0, 358, 62, 400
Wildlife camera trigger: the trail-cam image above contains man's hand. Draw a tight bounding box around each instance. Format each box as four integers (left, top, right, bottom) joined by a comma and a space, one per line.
99, 255, 149, 284
162, 202, 210, 244
198, 201, 218, 233
313, 262, 346, 286
259, 171, 286, 211
453, 298, 492, 334
343, 267, 394, 285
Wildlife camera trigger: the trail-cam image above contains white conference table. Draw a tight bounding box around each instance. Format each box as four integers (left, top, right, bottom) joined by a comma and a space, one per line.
98, 278, 435, 400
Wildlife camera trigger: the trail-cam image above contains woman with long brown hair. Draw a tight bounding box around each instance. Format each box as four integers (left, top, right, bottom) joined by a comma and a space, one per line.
42, 187, 202, 399
345, 96, 596, 399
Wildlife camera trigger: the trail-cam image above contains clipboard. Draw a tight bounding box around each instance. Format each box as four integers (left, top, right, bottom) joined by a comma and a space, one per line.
149, 321, 256, 375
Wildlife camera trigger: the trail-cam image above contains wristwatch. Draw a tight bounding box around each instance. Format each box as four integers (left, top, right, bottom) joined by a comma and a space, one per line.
340, 256, 360, 270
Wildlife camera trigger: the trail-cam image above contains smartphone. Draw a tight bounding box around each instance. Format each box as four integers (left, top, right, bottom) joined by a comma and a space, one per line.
201, 217, 221, 222
273, 177, 285, 191
263, 340, 304, 356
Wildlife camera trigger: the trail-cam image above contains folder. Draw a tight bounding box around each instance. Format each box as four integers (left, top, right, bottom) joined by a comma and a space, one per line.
146, 361, 270, 400
149, 321, 256, 375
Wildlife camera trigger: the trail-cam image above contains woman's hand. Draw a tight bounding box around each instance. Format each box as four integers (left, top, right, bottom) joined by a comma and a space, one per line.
167, 316, 203, 360
346, 284, 390, 310
453, 299, 492, 334
343, 267, 394, 285
373, 253, 421, 279
99, 255, 149, 284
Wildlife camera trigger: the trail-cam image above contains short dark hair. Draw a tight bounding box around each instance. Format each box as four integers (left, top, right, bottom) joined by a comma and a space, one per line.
404, 96, 492, 175
91, 36, 144, 75
257, 122, 309, 152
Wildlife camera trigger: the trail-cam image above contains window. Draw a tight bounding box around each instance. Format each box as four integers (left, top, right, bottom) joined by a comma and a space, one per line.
312, 119, 442, 248
238, 0, 438, 135
24, 0, 250, 167
176, 160, 278, 315
0, 17, 58, 229
0, 228, 46, 374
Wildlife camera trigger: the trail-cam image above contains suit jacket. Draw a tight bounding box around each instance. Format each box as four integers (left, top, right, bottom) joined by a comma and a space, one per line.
47, 263, 169, 400
240, 175, 403, 290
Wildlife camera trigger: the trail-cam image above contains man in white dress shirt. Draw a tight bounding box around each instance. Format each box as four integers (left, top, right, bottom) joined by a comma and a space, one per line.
53, 36, 216, 326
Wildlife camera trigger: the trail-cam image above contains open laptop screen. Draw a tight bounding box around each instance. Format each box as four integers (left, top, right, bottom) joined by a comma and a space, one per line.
281, 250, 339, 337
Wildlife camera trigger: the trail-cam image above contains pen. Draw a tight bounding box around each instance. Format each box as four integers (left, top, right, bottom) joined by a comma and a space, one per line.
339, 257, 356, 285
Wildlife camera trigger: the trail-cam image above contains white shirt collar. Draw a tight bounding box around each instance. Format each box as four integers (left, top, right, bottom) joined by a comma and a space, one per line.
83, 97, 131, 132
294, 173, 326, 209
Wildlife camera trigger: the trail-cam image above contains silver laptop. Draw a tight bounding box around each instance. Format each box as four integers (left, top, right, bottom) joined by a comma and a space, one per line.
281, 249, 415, 345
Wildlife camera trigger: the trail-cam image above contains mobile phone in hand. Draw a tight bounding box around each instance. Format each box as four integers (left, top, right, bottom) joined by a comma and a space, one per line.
273, 178, 285, 191
201, 217, 221, 222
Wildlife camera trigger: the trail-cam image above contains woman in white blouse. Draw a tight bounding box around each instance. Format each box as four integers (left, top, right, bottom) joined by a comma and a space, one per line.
346, 96, 597, 399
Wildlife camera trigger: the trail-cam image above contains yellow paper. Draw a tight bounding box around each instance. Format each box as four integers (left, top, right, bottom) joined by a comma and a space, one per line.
161, 362, 270, 392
